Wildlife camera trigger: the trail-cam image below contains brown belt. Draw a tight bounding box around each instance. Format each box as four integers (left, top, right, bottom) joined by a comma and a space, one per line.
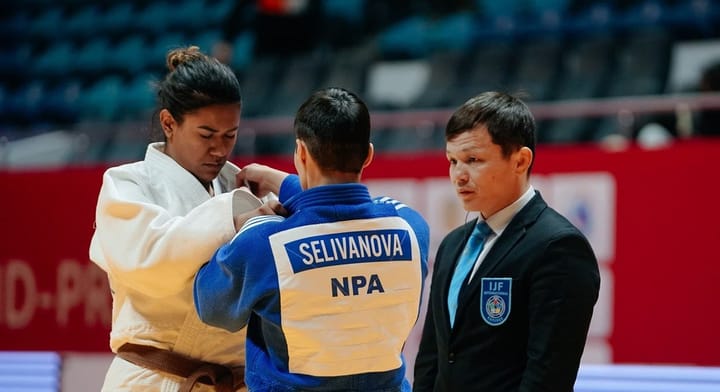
116, 343, 245, 392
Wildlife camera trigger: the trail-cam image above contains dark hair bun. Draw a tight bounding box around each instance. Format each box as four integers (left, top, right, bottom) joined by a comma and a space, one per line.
166, 46, 205, 72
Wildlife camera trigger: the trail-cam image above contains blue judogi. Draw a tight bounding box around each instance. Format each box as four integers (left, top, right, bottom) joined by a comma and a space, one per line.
194, 175, 430, 391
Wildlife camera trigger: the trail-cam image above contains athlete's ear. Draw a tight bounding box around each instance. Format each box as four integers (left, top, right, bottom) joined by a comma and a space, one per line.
362, 143, 374, 169
295, 139, 308, 164
159, 109, 176, 139
294, 139, 308, 175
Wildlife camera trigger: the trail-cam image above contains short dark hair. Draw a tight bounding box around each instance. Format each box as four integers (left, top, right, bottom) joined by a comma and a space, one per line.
294, 87, 371, 173
157, 46, 242, 124
446, 91, 536, 169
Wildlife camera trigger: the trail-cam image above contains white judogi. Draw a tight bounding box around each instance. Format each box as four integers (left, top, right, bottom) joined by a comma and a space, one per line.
90, 142, 259, 391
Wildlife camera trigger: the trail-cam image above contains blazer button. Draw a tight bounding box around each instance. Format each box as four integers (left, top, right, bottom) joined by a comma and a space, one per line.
448, 352, 455, 364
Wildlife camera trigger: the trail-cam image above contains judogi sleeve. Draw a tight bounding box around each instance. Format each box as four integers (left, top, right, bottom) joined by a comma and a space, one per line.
278, 174, 303, 203
89, 168, 258, 298
194, 215, 282, 332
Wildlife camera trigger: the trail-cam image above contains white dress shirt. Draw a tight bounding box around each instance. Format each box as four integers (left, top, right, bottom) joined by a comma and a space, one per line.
467, 185, 536, 281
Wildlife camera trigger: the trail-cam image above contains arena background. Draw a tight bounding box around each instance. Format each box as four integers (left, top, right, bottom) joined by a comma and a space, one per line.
2, 0, 720, 390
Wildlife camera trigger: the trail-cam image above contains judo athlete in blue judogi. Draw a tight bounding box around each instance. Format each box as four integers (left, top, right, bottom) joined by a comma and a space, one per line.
194, 87, 430, 391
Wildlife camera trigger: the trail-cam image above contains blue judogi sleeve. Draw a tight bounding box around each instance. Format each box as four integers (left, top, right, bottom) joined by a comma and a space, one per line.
278, 174, 302, 203
193, 215, 284, 332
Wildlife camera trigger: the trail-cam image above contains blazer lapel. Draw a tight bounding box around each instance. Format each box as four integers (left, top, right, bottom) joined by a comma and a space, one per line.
457, 192, 548, 313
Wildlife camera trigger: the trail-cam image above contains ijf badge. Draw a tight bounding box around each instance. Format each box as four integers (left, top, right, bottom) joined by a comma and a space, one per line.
480, 277, 512, 326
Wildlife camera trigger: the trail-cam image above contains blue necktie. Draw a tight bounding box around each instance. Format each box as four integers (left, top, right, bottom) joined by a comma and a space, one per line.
448, 221, 492, 327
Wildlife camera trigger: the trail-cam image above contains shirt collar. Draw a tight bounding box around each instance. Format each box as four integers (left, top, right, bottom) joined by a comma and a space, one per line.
483, 185, 535, 236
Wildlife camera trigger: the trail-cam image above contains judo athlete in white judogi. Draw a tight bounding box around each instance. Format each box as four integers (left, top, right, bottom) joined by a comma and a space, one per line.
89, 46, 276, 392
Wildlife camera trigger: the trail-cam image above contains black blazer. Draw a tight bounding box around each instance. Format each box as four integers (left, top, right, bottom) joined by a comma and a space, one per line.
414, 192, 600, 392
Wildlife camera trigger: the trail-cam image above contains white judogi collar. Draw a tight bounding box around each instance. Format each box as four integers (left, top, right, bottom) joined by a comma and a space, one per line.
145, 142, 239, 205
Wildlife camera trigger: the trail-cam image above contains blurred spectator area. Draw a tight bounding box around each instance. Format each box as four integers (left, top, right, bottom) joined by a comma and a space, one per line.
2, 0, 720, 166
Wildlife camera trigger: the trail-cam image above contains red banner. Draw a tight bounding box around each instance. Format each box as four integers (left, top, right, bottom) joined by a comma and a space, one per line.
1, 139, 719, 366
0, 167, 110, 351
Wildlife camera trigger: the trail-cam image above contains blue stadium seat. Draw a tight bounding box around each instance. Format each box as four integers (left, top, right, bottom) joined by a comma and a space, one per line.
377, 16, 429, 59
186, 30, 222, 54
614, 0, 665, 31
0, 44, 31, 81
74, 37, 112, 78
476, 0, 524, 18
167, 0, 207, 32
134, 1, 173, 34
22, 0, 58, 5
229, 31, 256, 73
563, 1, 616, 37
0, 83, 8, 124
474, 0, 524, 39
0, 11, 30, 45
65, 4, 102, 40
101, 2, 137, 38
426, 11, 476, 52
146, 32, 187, 73
530, 0, 570, 10
43, 79, 82, 125
205, 0, 236, 26
516, 0, 571, 38
4, 82, 43, 125
107, 35, 149, 75
32, 41, 75, 80
322, 0, 365, 24
4, 0, 718, 148
663, 0, 719, 37
119, 73, 157, 121
79, 76, 124, 122
320, 0, 367, 47
29, 6, 65, 40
